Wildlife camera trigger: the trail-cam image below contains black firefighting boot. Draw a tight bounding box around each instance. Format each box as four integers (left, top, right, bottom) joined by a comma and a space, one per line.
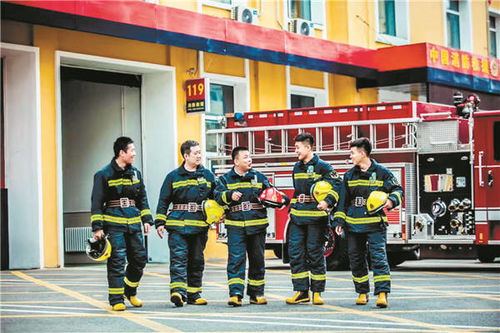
285, 291, 310, 304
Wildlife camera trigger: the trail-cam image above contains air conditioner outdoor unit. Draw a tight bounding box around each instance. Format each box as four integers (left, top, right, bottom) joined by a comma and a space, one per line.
290, 18, 313, 36
232, 6, 259, 25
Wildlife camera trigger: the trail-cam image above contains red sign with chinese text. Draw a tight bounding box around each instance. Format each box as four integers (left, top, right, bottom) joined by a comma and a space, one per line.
185, 78, 209, 113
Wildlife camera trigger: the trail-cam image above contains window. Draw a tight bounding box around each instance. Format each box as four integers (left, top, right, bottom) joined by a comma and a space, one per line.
490, 15, 498, 58
291, 94, 315, 108
290, 0, 311, 21
206, 84, 234, 152
446, 0, 461, 49
288, 0, 324, 27
444, 0, 472, 51
375, 0, 409, 45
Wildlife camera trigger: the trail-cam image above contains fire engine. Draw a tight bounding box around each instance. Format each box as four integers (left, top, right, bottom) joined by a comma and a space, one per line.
207, 99, 500, 270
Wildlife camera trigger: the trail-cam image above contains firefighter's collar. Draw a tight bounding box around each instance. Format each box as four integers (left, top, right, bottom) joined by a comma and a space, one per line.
111, 158, 132, 173
354, 159, 378, 175
230, 167, 255, 178
300, 153, 319, 167
179, 163, 205, 176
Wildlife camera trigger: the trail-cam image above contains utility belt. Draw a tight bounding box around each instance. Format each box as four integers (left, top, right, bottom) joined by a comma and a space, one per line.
291, 194, 315, 204
229, 201, 265, 213
172, 203, 203, 213
106, 198, 136, 208
351, 197, 367, 207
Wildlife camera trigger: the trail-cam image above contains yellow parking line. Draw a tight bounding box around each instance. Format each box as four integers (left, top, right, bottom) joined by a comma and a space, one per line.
419, 271, 500, 281
11, 271, 179, 332
394, 284, 499, 301
0, 314, 110, 319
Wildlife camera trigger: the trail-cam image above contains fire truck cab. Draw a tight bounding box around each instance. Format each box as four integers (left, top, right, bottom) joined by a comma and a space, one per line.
207, 101, 500, 269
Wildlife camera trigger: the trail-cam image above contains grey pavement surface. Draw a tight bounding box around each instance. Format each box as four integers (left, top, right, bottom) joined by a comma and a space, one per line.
1, 258, 499, 332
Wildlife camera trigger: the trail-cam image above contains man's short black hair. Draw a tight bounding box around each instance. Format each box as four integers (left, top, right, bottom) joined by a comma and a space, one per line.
294, 132, 314, 147
113, 136, 134, 158
231, 146, 249, 161
180, 140, 199, 158
350, 137, 372, 156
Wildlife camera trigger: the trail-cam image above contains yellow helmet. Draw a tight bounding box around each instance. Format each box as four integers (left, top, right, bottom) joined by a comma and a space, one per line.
202, 200, 225, 225
86, 235, 112, 262
366, 191, 389, 215
310, 180, 333, 203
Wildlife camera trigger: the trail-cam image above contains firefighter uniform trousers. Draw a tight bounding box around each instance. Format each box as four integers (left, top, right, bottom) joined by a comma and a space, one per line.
332, 159, 404, 296
90, 159, 154, 306
155, 164, 217, 301
289, 154, 342, 292
215, 168, 272, 297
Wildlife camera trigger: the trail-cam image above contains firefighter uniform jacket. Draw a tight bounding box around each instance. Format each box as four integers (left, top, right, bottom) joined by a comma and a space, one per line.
332, 159, 404, 233
91, 159, 153, 232
214, 168, 272, 235
290, 154, 342, 225
154, 164, 217, 234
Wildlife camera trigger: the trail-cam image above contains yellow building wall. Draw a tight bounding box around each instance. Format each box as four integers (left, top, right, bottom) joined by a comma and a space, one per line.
326, 0, 349, 43
160, 0, 197, 11
204, 52, 246, 77
250, 61, 287, 111
329, 74, 377, 107
472, 0, 489, 56
409, 1, 445, 45
248, 0, 286, 30
290, 67, 324, 89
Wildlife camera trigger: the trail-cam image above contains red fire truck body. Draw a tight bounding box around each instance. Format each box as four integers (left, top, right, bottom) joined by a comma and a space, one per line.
208, 101, 500, 269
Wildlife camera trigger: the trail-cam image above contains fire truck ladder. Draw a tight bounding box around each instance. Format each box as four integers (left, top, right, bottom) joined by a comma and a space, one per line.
206, 117, 420, 160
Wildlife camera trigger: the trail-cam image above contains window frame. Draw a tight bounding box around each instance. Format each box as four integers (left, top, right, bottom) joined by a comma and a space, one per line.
375, 0, 410, 46
443, 0, 472, 52
286, 0, 326, 31
201, 0, 234, 11
489, 10, 500, 59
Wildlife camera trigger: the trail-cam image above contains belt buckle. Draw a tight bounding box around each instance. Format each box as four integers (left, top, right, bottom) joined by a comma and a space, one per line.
241, 201, 251, 212
297, 194, 306, 204
120, 198, 130, 208
187, 202, 198, 213
355, 197, 365, 207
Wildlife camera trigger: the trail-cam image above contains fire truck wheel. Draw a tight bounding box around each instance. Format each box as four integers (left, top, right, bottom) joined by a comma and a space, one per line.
477, 246, 497, 263
325, 228, 349, 271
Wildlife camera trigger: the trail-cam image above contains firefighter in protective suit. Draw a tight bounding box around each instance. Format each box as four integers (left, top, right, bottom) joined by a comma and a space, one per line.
155, 140, 218, 307
332, 137, 404, 308
215, 146, 288, 306
286, 133, 342, 305
91, 137, 153, 311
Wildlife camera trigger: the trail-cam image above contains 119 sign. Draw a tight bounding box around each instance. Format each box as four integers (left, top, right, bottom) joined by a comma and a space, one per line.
185, 78, 209, 114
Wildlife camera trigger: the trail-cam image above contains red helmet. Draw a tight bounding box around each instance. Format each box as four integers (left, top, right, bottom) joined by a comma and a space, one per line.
259, 187, 284, 208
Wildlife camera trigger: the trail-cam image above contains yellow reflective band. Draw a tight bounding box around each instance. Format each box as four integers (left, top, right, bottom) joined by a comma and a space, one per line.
328, 190, 339, 202
228, 278, 245, 286
172, 179, 210, 189
290, 209, 327, 217
124, 277, 139, 288
346, 216, 388, 224
352, 275, 369, 283
291, 271, 309, 279
224, 218, 268, 227
165, 220, 207, 227
334, 211, 346, 219
293, 173, 321, 180
108, 178, 140, 187
103, 215, 141, 225
222, 191, 230, 204
187, 286, 202, 293
348, 180, 384, 187
227, 182, 262, 190
374, 275, 391, 282
170, 282, 187, 289
108, 287, 124, 295
248, 279, 265, 286
140, 209, 152, 217
90, 214, 103, 222
310, 274, 326, 281
390, 191, 402, 204
156, 214, 167, 222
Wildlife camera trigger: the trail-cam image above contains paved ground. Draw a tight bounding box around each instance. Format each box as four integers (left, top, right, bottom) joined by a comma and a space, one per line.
1, 258, 499, 333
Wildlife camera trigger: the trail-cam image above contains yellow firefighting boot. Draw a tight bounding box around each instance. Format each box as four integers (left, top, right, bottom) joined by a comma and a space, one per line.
312, 292, 324, 305
376, 292, 388, 308
170, 292, 185, 307
228, 295, 242, 307
187, 297, 208, 305
125, 295, 143, 307
112, 303, 126, 311
285, 291, 310, 304
249, 296, 268, 305
356, 293, 368, 305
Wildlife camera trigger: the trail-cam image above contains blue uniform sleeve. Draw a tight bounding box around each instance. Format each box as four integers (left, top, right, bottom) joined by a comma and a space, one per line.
90, 171, 106, 232
155, 173, 173, 228
135, 170, 153, 226
332, 175, 349, 228
207, 171, 218, 200
214, 175, 233, 205
320, 163, 342, 208
383, 170, 404, 208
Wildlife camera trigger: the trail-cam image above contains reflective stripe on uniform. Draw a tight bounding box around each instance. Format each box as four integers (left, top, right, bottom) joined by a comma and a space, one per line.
228, 278, 245, 286
165, 220, 207, 227
390, 191, 402, 204
103, 215, 141, 225
108, 287, 124, 294
310, 273, 326, 281
222, 191, 230, 204
347, 180, 384, 187
156, 213, 167, 222
108, 178, 140, 187
293, 173, 321, 180
374, 275, 391, 282
140, 209, 152, 217
291, 271, 309, 279
248, 279, 265, 286
346, 216, 388, 224
224, 218, 268, 227
170, 282, 187, 289
334, 211, 346, 219
328, 190, 339, 202
290, 208, 327, 217
172, 179, 210, 189
187, 286, 202, 293
352, 274, 369, 283
90, 214, 103, 222
227, 182, 262, 190
124, 277, 139, 288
